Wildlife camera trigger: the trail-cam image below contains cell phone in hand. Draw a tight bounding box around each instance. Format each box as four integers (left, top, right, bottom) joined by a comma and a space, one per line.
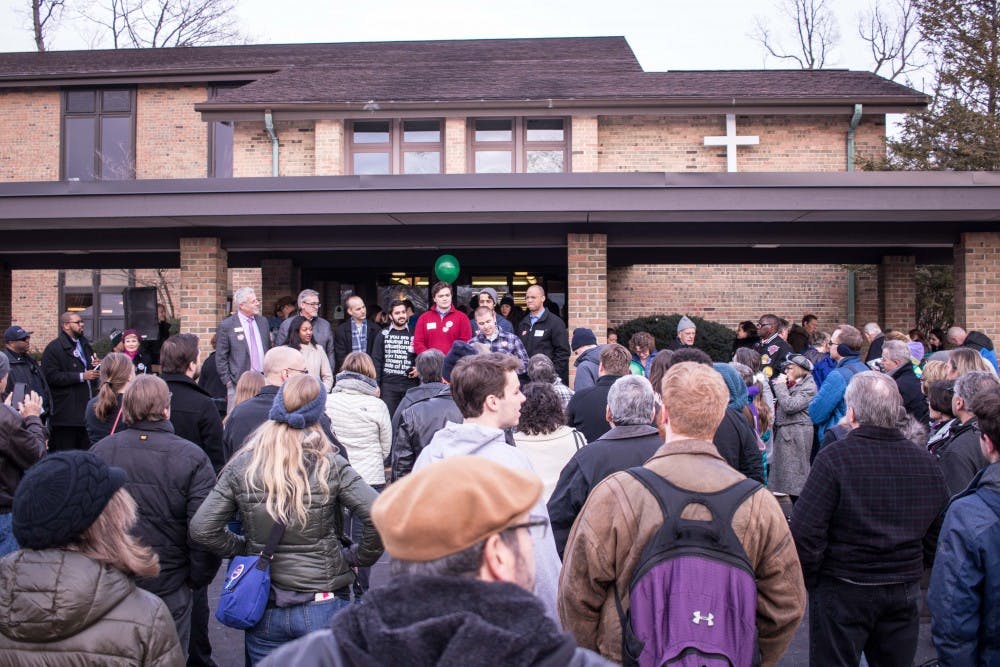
11, 383, 26, 410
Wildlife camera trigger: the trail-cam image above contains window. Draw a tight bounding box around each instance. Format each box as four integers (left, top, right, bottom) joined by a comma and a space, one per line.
60, 270, 133, 340
62, 89, 135, 181
469, 118, 569, 173
347, 119, 443, 175
208, 84, 242, 178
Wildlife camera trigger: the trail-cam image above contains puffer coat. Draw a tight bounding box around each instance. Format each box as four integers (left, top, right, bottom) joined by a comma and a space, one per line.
326, 372, 391, 486
0, 549, 184, 666
190, 447, 382, 594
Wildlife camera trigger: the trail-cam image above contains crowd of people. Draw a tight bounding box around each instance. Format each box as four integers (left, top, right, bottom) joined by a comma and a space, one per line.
1, 287, 999, 666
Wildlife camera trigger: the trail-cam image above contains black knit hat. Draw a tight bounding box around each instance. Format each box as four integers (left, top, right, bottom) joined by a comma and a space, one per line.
12, 451, 127, 550
442, 341, 479, 382
571, 327, 597, 351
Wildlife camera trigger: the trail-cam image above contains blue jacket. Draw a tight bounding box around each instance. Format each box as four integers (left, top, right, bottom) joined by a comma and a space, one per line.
928, 462, 1000, 666
808, 354, 867, 440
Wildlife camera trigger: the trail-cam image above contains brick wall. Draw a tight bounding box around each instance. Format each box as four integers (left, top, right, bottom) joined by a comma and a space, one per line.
10, 270, 60, 352
314, 120, 344, 175
0, 264, 11, 331
136, 84, 208, 179
229, 268, 263, 304
233, 121, 315, 177
0, 89, 60, 182
954, 231, 1000, 334
598, 114, 885, 172
571, 116, 599, 172
445, 118, 466, 174
567, 234, 607, 383
260, 259, 298, 317
179, 238, 229, 356
878, 255, 916, 331
607, 263, 881, 333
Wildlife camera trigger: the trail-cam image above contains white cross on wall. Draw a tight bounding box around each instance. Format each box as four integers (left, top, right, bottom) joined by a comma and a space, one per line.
704, 114, 759, 173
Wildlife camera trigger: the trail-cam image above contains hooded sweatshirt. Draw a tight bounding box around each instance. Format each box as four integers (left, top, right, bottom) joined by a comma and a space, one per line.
572, 346, 603, 392
414, 421, 563, 623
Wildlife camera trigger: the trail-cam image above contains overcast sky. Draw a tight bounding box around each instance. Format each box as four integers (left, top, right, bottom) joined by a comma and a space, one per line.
0, 0, 927, 85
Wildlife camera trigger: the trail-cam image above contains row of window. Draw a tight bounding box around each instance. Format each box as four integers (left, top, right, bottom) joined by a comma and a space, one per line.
61, 88, 570, 180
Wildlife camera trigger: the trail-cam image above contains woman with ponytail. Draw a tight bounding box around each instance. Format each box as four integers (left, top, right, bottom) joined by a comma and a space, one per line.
85, 352, 135, 445
191, 373, 383, 664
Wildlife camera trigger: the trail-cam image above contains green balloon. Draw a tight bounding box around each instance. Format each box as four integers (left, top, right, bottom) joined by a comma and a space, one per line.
434, 254, 460, 283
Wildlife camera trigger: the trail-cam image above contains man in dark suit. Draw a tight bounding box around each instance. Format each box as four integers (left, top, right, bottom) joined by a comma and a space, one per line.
334, 295, 378, 372
517, 285, 570, 384
215, 287, 270, 411
42, 312, 99, 451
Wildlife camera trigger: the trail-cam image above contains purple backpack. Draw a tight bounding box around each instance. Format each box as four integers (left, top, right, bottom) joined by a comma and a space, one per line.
614, 467, 762, 667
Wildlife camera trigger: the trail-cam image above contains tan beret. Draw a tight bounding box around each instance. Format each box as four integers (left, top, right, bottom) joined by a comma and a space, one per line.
372, 456, 543, 562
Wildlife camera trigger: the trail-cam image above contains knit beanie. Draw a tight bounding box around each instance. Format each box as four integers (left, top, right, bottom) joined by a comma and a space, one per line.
478, 287, 499, 305
713, 362, 749, 411
442, 341, 478, 382
269, 378, 327, 429
571, 328, 597, 351
12, 451, 127, 550
677, 316, 696, 335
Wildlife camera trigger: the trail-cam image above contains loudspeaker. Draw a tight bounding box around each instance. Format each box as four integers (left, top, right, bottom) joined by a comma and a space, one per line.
123, 287, 159, 341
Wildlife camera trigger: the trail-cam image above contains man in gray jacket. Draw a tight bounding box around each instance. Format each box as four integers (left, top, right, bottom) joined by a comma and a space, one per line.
275, 289, 335, 371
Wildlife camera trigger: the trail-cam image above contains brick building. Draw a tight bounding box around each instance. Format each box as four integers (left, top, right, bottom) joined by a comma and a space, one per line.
1, 37, 998, 357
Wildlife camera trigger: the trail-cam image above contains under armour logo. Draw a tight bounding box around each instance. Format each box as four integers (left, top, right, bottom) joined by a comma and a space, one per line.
692, 611, 714, 626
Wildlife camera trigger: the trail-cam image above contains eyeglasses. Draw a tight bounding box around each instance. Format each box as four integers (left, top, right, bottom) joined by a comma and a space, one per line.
285, 367, 309, 375
302, 301, 320, 307
68, 320, 84, 325
503, 515, 549, 541
756, 321, 772, 329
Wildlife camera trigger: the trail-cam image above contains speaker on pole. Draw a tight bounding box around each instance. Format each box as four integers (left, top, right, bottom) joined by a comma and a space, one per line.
123, 287, 159, 341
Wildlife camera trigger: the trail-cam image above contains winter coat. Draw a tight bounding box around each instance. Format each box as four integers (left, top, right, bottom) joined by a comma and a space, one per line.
769, 375, 818, 496
390, 385, 462, 482
326, 373, 391, 486
548, 424, 663, 557
390, 381, 445, 435
514, 425, 587, 503
414, 422, 564, 623
0, 549, 184, 666
567, 374, 621, 443
934, 417, 989, 497
809, 354, 867, 439
929, 462, 1000, 666
222, 385, 341, 462
1, 348, 51, 416
572, 345, 602, 392
127, 349, 154, 376
714, 408, 766, 483
196, 351, 227, 417
85, 393, 125, 446
42, 331, 98, 427
300, 343, 333, 392
258, 575, 613, 667
161, 373, 226, 473
190, 447, 382, 594
518, 309, 571, 384
91, 420, 220, 596
891, 362, 931, 425
558, 437, 806, 665
0, 405, 46, 511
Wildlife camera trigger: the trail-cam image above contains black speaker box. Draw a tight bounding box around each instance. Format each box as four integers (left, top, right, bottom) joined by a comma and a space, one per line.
123, 287, 159, 341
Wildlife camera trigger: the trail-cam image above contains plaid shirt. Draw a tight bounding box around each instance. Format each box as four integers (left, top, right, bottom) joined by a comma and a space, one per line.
470, 330, 530, 374
791, 425, 949, 587
551, 378, 574, 410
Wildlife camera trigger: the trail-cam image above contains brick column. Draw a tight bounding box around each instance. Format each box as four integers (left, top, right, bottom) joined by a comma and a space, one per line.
445, 118, 467, 174
260, 259, 298, 317
955, 232, 1000, 333
568, 233, 607, 386
570, 116, 599, 172
877, 255, 916, 331
179, 237, 228, 357
315, 120, 344, 175
0, 264, 11, 328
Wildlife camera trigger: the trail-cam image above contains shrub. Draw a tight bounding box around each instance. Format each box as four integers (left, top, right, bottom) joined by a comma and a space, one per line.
616, 314, 736, 362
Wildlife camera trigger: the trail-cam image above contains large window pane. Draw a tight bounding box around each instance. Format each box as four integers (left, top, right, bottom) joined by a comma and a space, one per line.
99, 291, 125, 317
527, 150, 565, 173
475, 150, 513, 173
403, 120, 441, 142
403, 151, 441, 174
100, 116, 133, 180
99, 269, 130, 287
475, 119, 513, 142
66, 90, 96, 113
213, 121, 234, 178
64, 270, 94, 287
353, 152, 390, 175
527, 118, 565, 142
102, 90, 131, 112
353, 121, 390, 144
65, 117, 97, 180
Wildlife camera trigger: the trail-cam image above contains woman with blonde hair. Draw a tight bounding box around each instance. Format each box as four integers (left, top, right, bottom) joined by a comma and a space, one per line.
0, 451, 184, 664
224, 370, 266, 424
85, 352, 135, 445
948, 347, 996, 379
325, 350, 390, 597
192, 373, 382, 664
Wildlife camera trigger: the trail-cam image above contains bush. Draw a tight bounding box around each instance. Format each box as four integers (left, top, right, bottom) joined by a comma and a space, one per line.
616, 314, 736, 362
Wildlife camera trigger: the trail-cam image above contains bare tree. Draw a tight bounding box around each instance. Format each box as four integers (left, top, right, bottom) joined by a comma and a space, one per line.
753, 0, 841, 68
858, 0, 928, 81
76, 0, 242, 48
31, 0, 66, 51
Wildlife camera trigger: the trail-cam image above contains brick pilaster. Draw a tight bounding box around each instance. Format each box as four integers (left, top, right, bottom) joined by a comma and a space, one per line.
315, 120, 344, 175
878, 255, 916, 332
568, 233, 607, 385
955, 232, 1000, 334
0, 263, 11, 328
445, 118, 467, 174
260, 259, 297, 318
570, 116, 599, 172
179, 237, 228, 357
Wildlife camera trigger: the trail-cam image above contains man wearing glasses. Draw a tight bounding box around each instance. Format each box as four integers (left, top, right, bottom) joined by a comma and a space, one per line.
275, 289, 335, 371
259, 456, 610, 667
42, 312, 100, 451
2, 326, 51, 418
753, 313, 794, 379
412, 352, 564, 622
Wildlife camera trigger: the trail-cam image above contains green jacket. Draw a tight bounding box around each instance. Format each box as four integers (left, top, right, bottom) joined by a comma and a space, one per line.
190, 449, 382, 593
0, 549, 184, 666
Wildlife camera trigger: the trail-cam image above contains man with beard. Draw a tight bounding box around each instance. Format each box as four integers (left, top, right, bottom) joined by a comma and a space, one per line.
42, 312, 99, 451
372, 299, 418, 418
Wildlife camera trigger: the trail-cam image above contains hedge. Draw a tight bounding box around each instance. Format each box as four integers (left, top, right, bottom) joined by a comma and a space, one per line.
615, 314, 736, 362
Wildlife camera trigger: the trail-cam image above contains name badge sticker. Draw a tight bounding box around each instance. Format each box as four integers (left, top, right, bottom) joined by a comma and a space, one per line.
534, 329, 545, 337
426, 322, 437, 330
234, 327, 244, 333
